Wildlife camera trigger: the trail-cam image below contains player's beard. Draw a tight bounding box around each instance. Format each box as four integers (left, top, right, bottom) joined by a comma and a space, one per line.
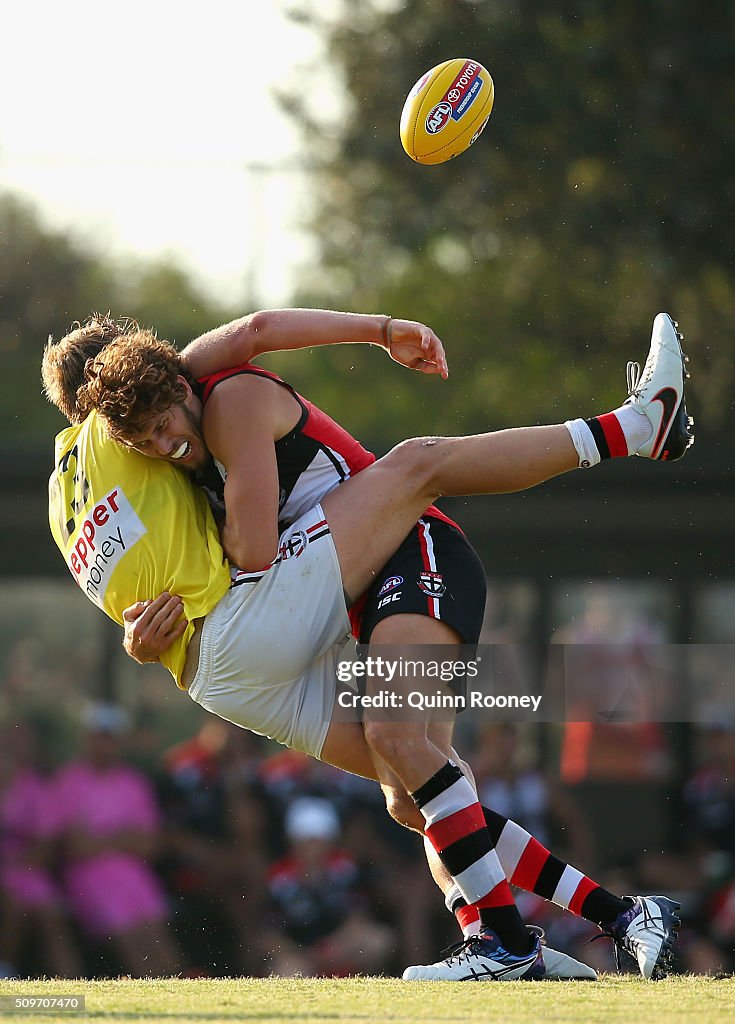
180, 404, 208, 470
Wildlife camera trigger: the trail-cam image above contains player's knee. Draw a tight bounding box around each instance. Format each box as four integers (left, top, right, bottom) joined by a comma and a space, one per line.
382, 437, 441, 495
363, 718, 424, 767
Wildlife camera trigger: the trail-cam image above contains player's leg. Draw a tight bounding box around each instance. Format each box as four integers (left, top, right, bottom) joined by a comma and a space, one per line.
321, 311, 693, 604
321, 712, 677, 972
347, 520, 481, 814
351, 521, 544, 970
321, 426, 570, 602
320, 695, 672, 979
322, 711, 678, 979
322, 519, 626, 972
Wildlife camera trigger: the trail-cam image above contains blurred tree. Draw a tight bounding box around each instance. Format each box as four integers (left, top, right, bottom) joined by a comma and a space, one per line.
276, 0, 734, 446
0, 192, 233, 441
1, 193, 114, 440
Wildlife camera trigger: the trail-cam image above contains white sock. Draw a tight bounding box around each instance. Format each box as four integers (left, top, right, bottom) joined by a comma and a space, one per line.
564, 419, 600, 468
445, 883, 463, 913
565, 407, 654, 464
609, 403, 653, 455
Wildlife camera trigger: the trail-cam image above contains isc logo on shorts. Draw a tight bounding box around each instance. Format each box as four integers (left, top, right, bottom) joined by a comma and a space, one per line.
378, 591, 402, 610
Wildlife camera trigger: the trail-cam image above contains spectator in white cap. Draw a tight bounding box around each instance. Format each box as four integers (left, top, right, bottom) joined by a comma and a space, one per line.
263, 796, 395, 976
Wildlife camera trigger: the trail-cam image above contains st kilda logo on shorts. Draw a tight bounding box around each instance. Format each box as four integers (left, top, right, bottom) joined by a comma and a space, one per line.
417, 571, 446, 597
279, 530, 307, 560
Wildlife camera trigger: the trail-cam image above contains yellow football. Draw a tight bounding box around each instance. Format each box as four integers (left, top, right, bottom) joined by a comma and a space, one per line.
400, 58, 494, 165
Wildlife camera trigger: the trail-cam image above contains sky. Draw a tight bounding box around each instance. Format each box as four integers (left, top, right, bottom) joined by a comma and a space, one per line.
0, 1, 333, 306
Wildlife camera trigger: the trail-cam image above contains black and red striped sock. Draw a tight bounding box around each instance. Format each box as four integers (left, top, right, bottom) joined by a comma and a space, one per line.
584, 414, 629, 460
450, 807, 631, 933
413, 762, 533, 954
565, 407, 652, 468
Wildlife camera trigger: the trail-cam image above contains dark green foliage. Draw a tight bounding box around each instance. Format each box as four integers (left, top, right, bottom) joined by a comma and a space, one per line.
279, 0, 735, 445
0, 192, 231, 440
5, 3, 733, 449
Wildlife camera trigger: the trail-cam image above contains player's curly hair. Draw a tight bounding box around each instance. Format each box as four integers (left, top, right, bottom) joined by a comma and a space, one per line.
79, 334, 192, 443
41, 314, 142, 424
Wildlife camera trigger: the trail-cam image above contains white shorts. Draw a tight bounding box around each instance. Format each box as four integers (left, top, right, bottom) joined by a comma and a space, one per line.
187, 505, 350, 758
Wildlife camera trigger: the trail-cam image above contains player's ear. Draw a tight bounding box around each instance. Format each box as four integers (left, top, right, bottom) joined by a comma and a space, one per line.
176, 375, 193, 398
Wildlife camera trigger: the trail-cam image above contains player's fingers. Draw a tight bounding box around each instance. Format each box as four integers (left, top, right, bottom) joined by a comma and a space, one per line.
133, 591, 172, 623
419, 359, 441, 375
169, 618, 189, 640
147, 596, 184, 631
122, 601, 149, 622
133, 600, 180, 642
421, 330, 449, 378
159, 604, 187, 635
429, 341, 449, 378
420, 326, 439, 352
406, 355, 429, 371
416, 354, 449, 378
135, 609, 187, 658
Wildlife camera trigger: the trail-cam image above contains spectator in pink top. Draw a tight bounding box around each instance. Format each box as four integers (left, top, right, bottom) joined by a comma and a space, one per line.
53, 704, 179, 977
0, 721, 81, 978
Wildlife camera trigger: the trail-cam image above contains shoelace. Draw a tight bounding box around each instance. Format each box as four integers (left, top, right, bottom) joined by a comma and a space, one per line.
526, 924, 546, 945
626, 360, 644, 398
436, 935, 486, 967
439, 930, 539, 967
590, 926, 627, 970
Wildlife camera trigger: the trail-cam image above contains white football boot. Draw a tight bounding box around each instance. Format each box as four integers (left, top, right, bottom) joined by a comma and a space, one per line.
540, 945, 597, 981
601, 895, 681, 980
402, 929, 545, 981
402, 926, 595, 981
526, 925, 597, 980
626, 312, 694, 460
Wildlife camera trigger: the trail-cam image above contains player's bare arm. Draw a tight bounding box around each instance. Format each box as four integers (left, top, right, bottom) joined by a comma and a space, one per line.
202, 373, 286, 571
180, 309, 449, 379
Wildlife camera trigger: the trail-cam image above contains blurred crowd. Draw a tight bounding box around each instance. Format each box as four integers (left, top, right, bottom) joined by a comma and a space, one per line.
1, 701, 734, 980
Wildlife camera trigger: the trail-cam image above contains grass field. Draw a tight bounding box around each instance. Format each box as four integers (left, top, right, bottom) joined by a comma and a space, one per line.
1, 975, 734, 1024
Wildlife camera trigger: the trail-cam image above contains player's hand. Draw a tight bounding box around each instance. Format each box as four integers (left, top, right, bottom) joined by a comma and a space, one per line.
122, 592, 188, 664
385, 319, 449, 379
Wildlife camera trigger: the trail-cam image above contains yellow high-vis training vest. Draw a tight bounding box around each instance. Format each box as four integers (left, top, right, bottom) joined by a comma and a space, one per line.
48, 410, 230, 686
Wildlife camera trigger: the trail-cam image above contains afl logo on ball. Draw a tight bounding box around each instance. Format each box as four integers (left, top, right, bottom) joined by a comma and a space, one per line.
418, 572, 446, 597
425, 101, 453, 135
